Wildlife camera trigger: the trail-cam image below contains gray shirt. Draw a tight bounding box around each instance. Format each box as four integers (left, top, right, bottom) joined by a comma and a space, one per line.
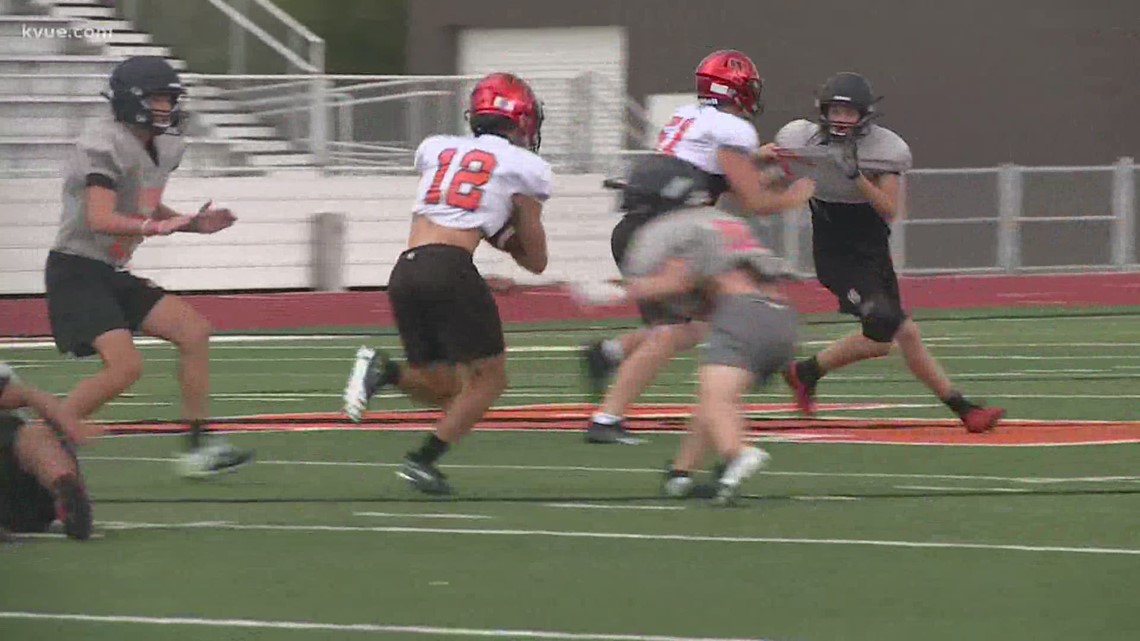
624, 208, 790, 283
774, 120, 911, 204
52, 115, 186, 268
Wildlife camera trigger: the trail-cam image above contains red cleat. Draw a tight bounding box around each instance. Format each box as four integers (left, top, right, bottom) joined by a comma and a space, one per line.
783, 363, 817, 417
961, 406, 1005, 433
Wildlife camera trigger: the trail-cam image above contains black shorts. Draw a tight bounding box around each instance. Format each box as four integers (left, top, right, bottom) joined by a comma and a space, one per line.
610, 212, 691, 326
387, 244, 505, 365
813, 244, 905, 318
0, 413, 55, 533
45, 251, 166, 357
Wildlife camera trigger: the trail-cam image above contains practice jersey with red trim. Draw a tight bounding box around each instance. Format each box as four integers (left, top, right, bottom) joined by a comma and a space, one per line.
413, 134, 553, 239
654, 104, 760, 176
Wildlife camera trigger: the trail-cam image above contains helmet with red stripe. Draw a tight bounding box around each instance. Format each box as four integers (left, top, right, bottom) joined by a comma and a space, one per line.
695, 50, 764, 116
468, 72, 544, 152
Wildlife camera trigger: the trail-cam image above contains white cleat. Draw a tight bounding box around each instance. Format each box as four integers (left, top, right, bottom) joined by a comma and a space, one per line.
713, 446, 771, 506
343, 346, 375, 423
177, 440, 255, 479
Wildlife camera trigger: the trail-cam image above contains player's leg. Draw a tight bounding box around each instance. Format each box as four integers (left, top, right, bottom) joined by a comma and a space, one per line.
345, 347, 462, 418
702, 296, 791, 504
389, 245, 507, 494
10, 420, 91, 539
586, 317, 705, 445
46, 253, 145, 420
140, 293, 254, 476
59, 329, 144, 419
784, 253, 895, 415
580, 213, 652, 396
582, 328, 651, 399
892, 319, 1005, 432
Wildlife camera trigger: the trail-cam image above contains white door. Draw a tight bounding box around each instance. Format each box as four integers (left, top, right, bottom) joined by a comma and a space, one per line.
457, 26, 627, 168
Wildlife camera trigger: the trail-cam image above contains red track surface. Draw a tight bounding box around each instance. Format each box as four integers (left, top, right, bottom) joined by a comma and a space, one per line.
3, 272, 1139, 336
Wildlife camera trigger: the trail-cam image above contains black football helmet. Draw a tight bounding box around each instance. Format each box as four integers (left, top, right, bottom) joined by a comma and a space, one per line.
104, 56, 183, 134
816, 72, 878, 140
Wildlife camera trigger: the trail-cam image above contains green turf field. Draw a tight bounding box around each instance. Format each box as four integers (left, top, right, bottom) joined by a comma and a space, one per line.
2, 307, 1139, 641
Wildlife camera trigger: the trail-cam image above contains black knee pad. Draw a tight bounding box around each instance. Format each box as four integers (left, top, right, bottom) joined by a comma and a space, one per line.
860, 299, 905, 343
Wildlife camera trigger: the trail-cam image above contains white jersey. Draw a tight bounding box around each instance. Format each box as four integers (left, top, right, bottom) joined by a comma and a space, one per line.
413, 133, 553, 239
654, 104, 760, 175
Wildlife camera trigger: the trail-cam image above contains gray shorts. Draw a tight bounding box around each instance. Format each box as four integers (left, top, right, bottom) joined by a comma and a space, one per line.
702, 294, 797, 385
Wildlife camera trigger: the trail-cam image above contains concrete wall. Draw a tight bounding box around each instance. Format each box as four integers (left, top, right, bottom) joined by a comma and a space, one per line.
0, 173, 624, 295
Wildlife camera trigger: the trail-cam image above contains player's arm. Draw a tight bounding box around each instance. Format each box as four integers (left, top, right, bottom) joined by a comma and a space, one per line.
157, 201, 237, 234
854, 173, 902, 222
85, 183, 193, 236
718, 147, 814, 216
507, 193, 548, 274
625, 258, 696, 301
0, 377, 97, 444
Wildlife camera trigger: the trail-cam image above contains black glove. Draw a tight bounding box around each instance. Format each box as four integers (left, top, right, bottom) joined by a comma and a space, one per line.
829, 139, 861, 180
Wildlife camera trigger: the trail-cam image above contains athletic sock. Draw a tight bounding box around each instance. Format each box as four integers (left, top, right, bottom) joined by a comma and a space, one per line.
187, 419, 206, 450
590, 412, 622, 426
796, 356, 825, 386
413, 434, 450, 465
941, 391, 977, 417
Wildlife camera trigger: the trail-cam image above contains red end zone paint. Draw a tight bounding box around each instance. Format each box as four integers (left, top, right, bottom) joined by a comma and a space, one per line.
3, 272, 1139, 335
101, 405, 1140, 446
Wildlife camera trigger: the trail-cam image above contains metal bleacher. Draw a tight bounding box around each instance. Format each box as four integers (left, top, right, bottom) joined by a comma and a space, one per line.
0, 0, 314, 176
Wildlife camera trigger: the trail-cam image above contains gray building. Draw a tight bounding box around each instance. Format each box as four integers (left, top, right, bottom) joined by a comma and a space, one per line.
408, 0, 1138, 168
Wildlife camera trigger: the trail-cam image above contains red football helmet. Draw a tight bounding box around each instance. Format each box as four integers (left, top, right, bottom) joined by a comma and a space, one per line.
468, 72, 544, 152
695, 50, 763, 116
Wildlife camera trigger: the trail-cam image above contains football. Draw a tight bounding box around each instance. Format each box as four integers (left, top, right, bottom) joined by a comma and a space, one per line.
488, 222, 522, 253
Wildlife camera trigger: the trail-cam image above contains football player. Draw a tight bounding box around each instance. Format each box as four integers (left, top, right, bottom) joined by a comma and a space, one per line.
775, 72, 1004, 432
343, 73, 551, 495
0, 363, 94, 541
44, 56, 253, 476
576, 208, 796, 505
580, 49, 814, 444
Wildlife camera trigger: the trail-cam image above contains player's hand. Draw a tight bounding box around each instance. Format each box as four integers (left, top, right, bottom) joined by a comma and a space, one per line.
568, 280, 627, 306
757, 143, 781, 163
193, 208, 238, 234
786, 177, 816, 205
145, 215, 195, 236
829, 139, 861, 179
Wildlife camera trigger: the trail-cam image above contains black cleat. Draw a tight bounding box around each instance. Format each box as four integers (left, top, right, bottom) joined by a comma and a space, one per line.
581, 341, 617, 401
397, 455, 453, 495
54, 475, 93, 541
585, 420, 644, 445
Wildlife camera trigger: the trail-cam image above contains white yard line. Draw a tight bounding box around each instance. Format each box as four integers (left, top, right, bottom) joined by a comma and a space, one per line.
544, 503, 685, 511
0, 612, 772, 641
89, 521, 1140, 556
895, 485, 1029, 493
354, 512, 493, 520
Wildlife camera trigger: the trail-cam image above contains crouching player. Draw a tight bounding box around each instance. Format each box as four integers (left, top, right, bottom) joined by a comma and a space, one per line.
0, 363, 94, 541
576, 208, 796, 505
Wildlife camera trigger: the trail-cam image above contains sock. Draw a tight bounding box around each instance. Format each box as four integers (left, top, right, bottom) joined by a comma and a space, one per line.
796, 356, 825, 386
413, 434, 450, 465
590, 412, 622, 426
666, 468, 691, 479
941, 391, 977, 416
380, 358, 401, 387
50, 474, 77, 499
187, 419, 206, 449
600, 338, 624, 364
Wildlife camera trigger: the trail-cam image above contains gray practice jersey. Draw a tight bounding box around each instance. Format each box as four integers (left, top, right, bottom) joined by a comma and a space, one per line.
52, 115, 186, 268
624, 208, 790, 283
774, 120, 911, 204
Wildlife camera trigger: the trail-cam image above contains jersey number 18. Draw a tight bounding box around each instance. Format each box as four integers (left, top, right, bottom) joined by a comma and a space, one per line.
424, 148, 498, 211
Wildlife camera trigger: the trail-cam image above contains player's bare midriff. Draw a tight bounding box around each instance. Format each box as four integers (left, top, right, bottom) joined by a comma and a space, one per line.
407, 213, 483, 254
